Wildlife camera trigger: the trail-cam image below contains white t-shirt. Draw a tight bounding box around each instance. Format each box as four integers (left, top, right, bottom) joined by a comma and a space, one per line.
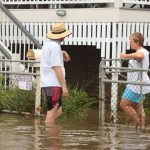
127, 48, 150, 94
40, 39, 65, 87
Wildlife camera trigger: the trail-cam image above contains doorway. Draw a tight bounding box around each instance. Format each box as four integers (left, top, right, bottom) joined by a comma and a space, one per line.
62, 45, 100, 97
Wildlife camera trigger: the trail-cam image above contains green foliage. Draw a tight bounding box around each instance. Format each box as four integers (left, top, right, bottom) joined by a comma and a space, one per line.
62, 87, 95, 119
144, 93, 150, 113
0, 87, 35, 114
0, 78, 95, 119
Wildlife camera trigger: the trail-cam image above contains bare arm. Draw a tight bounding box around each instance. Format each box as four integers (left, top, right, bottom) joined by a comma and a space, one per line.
62, 51, 71, 62
120, 52, 144, 60
53, 66, 68, 97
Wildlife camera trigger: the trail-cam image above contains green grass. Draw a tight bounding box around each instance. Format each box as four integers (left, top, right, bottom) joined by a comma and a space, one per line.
0, 87, 35, 114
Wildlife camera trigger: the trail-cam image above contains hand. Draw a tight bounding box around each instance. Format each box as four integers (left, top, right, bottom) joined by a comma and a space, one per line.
62, 51, 71, 62
62, 86, 69, 97
120, 53, 126, 59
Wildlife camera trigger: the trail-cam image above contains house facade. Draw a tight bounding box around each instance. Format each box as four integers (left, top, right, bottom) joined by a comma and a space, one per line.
0, 0, 150, 95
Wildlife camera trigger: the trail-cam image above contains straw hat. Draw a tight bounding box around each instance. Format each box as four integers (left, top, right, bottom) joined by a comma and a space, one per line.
47, 23, 71, 40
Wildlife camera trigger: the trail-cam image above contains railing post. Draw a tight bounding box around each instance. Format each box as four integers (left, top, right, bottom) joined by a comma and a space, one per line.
35, 69, 41, 115
139, 61, 143, 126
114, 0, 123, 8
99, 58, 105, 126
111, 73, 118, 124
0, 41, 12, 59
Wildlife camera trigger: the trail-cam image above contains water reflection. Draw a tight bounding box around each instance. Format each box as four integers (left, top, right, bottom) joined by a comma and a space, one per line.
0, 113, 150, 150
33, 119, 100, 150
34, 120, 62, 150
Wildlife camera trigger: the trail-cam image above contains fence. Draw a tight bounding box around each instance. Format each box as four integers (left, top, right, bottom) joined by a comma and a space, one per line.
122, 0, 150, 5
1, 21, 150, 60
2, 0, 114, 6
1, 0, 150, 8
0, 2, 42, 60
99, 58, 150, 127
0, 59, 41, 115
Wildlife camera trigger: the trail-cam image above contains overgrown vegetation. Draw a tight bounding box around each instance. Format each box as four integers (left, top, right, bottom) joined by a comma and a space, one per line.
0, 83, 95, 119
144, 93, 150, 113
62, 87, 95, 119
0, 86, 35, 114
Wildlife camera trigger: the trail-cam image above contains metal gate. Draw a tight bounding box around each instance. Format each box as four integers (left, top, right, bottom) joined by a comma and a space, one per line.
99, 58, 150, 127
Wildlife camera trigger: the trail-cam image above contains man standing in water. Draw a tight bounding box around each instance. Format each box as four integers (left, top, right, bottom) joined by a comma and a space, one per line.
120, 32, 150, 128
40, 23, 71, 123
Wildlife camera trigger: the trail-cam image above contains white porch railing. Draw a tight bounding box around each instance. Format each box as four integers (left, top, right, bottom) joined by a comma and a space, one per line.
0, 40, 12, 59
2, 0, 150, 6
2, 0, 114, 5
1, 21, 150, 60
122, 0, 150, 5
0, 12, 41, 60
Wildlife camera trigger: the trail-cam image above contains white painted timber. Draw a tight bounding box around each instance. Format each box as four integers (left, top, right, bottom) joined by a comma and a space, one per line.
101, 22, 106, 58
122, 0, 150, 5
2, 0, 115, 5
122, 22, 127, 54
1, 21, 150, 60
148, 24, 150, 46
9, 8, 150, 23
106, 22, 111, 66
0, 40, 12, 58
2, 0, 150, 6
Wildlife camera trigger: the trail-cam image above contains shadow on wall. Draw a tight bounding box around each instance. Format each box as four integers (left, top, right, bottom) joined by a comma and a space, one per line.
62, 45, 101, 98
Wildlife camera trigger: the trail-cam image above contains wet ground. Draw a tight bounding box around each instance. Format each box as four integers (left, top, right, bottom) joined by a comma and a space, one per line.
0, 111, 150, 150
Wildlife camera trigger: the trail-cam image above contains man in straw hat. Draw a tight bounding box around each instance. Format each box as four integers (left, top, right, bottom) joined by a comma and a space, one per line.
40, 23, 72, 123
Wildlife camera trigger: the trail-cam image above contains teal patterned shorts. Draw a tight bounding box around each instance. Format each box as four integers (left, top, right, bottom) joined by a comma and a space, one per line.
122, 87, 145, 103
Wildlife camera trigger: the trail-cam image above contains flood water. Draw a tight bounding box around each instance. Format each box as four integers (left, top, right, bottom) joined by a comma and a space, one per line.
0, 111, 150, 150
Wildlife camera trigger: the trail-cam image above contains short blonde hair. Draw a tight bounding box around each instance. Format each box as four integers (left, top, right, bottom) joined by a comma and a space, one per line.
129, 32, 144, 46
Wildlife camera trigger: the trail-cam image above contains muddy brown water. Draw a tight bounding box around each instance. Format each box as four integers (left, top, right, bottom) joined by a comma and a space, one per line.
0, 111, 150, 150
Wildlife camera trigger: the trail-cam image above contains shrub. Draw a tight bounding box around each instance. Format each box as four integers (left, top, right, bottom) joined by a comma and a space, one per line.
0, 87, 35, 114
0, 84, 95, 119
62, 87, 95, 119
144, 93, 150, 113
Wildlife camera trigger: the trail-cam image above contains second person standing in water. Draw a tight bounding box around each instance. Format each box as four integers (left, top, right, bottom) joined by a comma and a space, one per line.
120, 32, 150, 128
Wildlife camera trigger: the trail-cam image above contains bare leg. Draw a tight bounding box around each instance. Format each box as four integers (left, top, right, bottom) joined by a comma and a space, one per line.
55, 106, 62, 121
45, 103, 59, 123
135, 101, 145, 128
120, 99, 140, 127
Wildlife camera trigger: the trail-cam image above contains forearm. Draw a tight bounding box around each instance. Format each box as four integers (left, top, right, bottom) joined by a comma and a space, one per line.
121, 52, 144, 60
62, 50, 66, 54
62, 50, 71, 62
53, 66, 67, 88
123, 53, 136, 59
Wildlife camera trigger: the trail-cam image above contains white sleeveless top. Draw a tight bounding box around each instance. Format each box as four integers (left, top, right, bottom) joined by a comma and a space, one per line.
127, 48, 150, 94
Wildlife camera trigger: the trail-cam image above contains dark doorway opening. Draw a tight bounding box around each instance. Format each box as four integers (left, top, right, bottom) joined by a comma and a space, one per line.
62, 45, 101, 97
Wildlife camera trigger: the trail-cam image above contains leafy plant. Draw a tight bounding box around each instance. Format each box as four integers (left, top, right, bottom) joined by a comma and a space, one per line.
0, 78, 95, 119
62, 87, 95, 119
0, 87, 35, 114
144, 93, 150, 112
